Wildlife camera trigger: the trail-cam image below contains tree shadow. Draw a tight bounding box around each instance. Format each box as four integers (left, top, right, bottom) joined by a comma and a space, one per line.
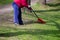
43, 14, 60, 30
46, 20, 60, 30
51, 15, 60, 20
33, 9, 60, 13
46, 3, 60, 7
0, 29, 60, 37
44, 13, 60, 31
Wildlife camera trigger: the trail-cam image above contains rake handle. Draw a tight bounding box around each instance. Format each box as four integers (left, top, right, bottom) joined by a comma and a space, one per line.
31, 9, 39, 18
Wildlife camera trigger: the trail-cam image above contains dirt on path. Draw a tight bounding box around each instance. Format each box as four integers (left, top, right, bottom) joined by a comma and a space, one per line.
0, 4, 13, 15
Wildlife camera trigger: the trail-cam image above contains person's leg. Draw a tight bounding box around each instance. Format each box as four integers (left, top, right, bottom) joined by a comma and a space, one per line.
12, 2, 23, 25
18, 8, 23, 25
12, 2, 18, 24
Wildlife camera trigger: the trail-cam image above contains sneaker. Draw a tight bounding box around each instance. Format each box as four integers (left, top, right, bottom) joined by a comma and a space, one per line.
19, 23, 24, 25
15, 23, 19, 25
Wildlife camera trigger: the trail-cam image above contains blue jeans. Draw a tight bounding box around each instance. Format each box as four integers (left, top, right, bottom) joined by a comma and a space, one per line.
12, 2, 23, 24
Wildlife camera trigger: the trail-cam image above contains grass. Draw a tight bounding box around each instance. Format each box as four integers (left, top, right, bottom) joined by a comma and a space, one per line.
0, 4, 60, 40
0, 0, 12, 5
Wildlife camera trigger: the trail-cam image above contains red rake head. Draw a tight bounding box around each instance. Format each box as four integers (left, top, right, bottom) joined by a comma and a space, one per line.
37, 18, 46, 24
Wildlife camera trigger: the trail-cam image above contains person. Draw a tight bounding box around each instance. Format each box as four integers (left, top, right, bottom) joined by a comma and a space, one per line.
12, 0, 32, 25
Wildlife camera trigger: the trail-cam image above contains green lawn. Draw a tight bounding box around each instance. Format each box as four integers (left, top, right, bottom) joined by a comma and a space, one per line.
0, 4, 60, 40
0, 0, 12, 5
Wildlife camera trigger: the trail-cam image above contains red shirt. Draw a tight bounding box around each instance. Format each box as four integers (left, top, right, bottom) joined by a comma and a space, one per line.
14, 0, 28, 8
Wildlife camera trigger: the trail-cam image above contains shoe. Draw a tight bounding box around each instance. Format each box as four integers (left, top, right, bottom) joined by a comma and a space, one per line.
19, 23, 24, 25
15, 23, 19, 25
15, 23, 24, 25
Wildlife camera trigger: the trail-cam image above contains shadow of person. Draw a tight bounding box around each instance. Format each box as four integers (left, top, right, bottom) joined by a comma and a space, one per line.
23, 20, 40, 25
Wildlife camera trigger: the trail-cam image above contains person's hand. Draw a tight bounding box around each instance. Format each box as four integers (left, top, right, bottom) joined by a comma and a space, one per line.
28, 5, 32, 10
28, 7, 32, 10
28, 7, 32, 12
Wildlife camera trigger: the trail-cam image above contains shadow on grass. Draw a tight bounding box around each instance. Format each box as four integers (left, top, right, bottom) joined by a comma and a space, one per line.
33, 9, 60, 13
44, 14, 60, 30
46, 3, 60, 7
46, 20, 60, 30
23, 20, 41, 25
51, 15, 60, 20
0, 29, 60, 37
0, 18, 60, 37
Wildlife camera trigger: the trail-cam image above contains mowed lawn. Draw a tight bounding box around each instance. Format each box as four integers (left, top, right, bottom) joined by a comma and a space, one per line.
0, 4, 60, 40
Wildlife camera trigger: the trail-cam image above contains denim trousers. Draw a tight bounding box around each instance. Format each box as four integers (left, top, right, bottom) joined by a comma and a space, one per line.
12, 2, 23, 24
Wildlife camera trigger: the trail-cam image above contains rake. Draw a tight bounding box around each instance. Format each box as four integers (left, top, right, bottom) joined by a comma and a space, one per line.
31, 9, 46, 24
